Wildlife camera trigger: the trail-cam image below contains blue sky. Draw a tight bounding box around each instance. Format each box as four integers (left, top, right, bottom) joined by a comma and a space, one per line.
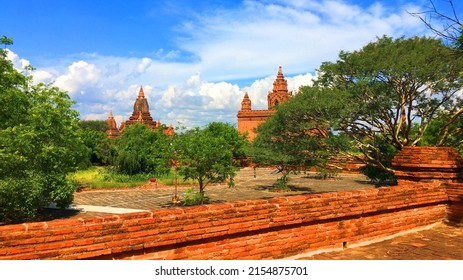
2, 0, 461, 128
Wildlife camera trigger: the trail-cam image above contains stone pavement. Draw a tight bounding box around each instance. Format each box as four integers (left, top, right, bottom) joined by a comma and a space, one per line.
292, 223, 463, 260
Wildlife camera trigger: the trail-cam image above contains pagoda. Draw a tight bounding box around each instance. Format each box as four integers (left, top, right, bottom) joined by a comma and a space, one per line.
106, 111, 121, 138
124, 86, 159, 130
237, 66, 293, 141
106, 86, 173, 137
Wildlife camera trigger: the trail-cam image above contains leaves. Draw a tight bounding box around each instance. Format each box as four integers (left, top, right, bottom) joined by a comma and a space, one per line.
314, 35, 463, 171
0, 44, 86, 223
114, 123, 173, 176
174, 123, 246, 203
248, 87, 352, 186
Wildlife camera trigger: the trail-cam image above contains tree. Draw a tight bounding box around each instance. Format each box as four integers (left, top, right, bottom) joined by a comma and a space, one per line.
174, 122, 245, 204
0, 42, 87, 222
314, 36, 463, 173
78, 120, 114, 166
114, 123, 172, 176
248, 88, 351, 189
0, 36, 13, 49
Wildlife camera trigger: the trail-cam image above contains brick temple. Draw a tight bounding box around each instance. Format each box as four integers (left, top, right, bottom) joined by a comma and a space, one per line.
237, 66, 295, 140
106, 86, 173, 138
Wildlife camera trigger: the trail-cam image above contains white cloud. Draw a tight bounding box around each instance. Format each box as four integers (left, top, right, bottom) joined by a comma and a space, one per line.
54, 60, 101, 96
6, 48, 30, 70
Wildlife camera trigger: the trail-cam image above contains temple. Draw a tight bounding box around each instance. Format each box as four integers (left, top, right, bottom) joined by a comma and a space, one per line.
106, 86, 174, 138
237, 66, 294, 140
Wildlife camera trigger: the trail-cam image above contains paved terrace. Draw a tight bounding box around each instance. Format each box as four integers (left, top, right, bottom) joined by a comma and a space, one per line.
70, 168, 374, 217
46, 167, 463, 260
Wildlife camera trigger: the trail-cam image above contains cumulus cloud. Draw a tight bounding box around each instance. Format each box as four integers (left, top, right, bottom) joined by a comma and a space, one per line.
5, 49, 30, 70
54, 60, 102, 96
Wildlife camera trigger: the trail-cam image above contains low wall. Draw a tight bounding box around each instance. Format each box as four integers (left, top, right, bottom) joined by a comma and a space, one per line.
0, 147, 462, 260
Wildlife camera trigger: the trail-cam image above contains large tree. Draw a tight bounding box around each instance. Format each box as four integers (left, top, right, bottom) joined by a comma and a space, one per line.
0, 43, 87, 222
314, 36, 463, 172
174, 122, 246, 204
248, 88, 351, 188
114, 123, 173, 176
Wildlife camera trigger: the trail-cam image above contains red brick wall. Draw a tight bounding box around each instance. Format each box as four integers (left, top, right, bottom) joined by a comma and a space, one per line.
0, 183, 450, 260
444, 182, 463, 225
392, 146, 463, 183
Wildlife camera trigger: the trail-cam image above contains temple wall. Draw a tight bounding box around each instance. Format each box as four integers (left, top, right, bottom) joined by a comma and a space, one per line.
237, 118, 266, 141
0, 147, 462, 260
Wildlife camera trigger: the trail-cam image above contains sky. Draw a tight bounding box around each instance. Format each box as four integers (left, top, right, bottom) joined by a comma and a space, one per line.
2, 0, 461, 128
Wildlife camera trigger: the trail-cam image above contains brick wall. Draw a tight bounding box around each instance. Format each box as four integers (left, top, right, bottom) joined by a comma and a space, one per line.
0, 147, 461, 260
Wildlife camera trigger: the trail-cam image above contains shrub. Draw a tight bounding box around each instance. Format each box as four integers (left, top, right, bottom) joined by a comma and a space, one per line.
182, 187, 210, 206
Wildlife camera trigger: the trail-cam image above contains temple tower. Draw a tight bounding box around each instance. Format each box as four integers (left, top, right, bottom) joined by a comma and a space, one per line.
237, 66, 293, 141
106, 111, 120, 138
124, 86, 158, 130
240, 92, 252, 111
267, 66, 292, 109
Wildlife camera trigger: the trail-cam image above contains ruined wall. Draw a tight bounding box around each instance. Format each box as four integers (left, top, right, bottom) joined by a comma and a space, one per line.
0, 147, 461, 260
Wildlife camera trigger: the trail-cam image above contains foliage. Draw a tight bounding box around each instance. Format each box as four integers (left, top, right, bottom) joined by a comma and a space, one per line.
79, 120, 108, 132
182, 187, 209, 206
174, 122, 245, 204
114, 123, 173, 176
0, 36, 13, 49
0, 43, 86, 222
247, 88, 352, 189
359, 136, 398, 185
78, 120, 114, 167
70, 166, 198, 189
272, 173, 290, 192
314, 35, 463, 172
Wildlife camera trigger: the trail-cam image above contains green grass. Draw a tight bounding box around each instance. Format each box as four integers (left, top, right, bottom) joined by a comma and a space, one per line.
69, 167, 197, 189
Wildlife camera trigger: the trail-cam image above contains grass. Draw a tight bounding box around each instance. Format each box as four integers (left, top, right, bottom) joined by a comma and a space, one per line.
69, 166, 197, 189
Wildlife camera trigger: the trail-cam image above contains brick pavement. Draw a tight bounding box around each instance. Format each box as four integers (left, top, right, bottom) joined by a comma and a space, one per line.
292, 223, 463, 260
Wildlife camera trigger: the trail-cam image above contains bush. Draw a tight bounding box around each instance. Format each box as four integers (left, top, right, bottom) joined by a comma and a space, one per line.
182, 187, 209, 206
272, 173, 290, 192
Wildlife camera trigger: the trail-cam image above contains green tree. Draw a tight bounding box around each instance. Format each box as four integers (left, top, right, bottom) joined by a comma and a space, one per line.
0, 36, 13, 49
248, 88, 351, 189
174, 122, 244, 204
0, 43, 87, 222
78, 120, 113, 166
114, 123, 172, 176
314, 36, 463, 173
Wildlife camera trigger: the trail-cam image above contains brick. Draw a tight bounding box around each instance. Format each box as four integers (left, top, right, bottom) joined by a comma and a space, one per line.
35, 240, 74, 251
73, 238, 94, 246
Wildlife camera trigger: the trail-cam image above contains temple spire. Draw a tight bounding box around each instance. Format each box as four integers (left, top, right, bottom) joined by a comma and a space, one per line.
138, 86, 145, 98
268, 66, 292, 109
240, 92, 252, 111
106, 110, 120, 138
